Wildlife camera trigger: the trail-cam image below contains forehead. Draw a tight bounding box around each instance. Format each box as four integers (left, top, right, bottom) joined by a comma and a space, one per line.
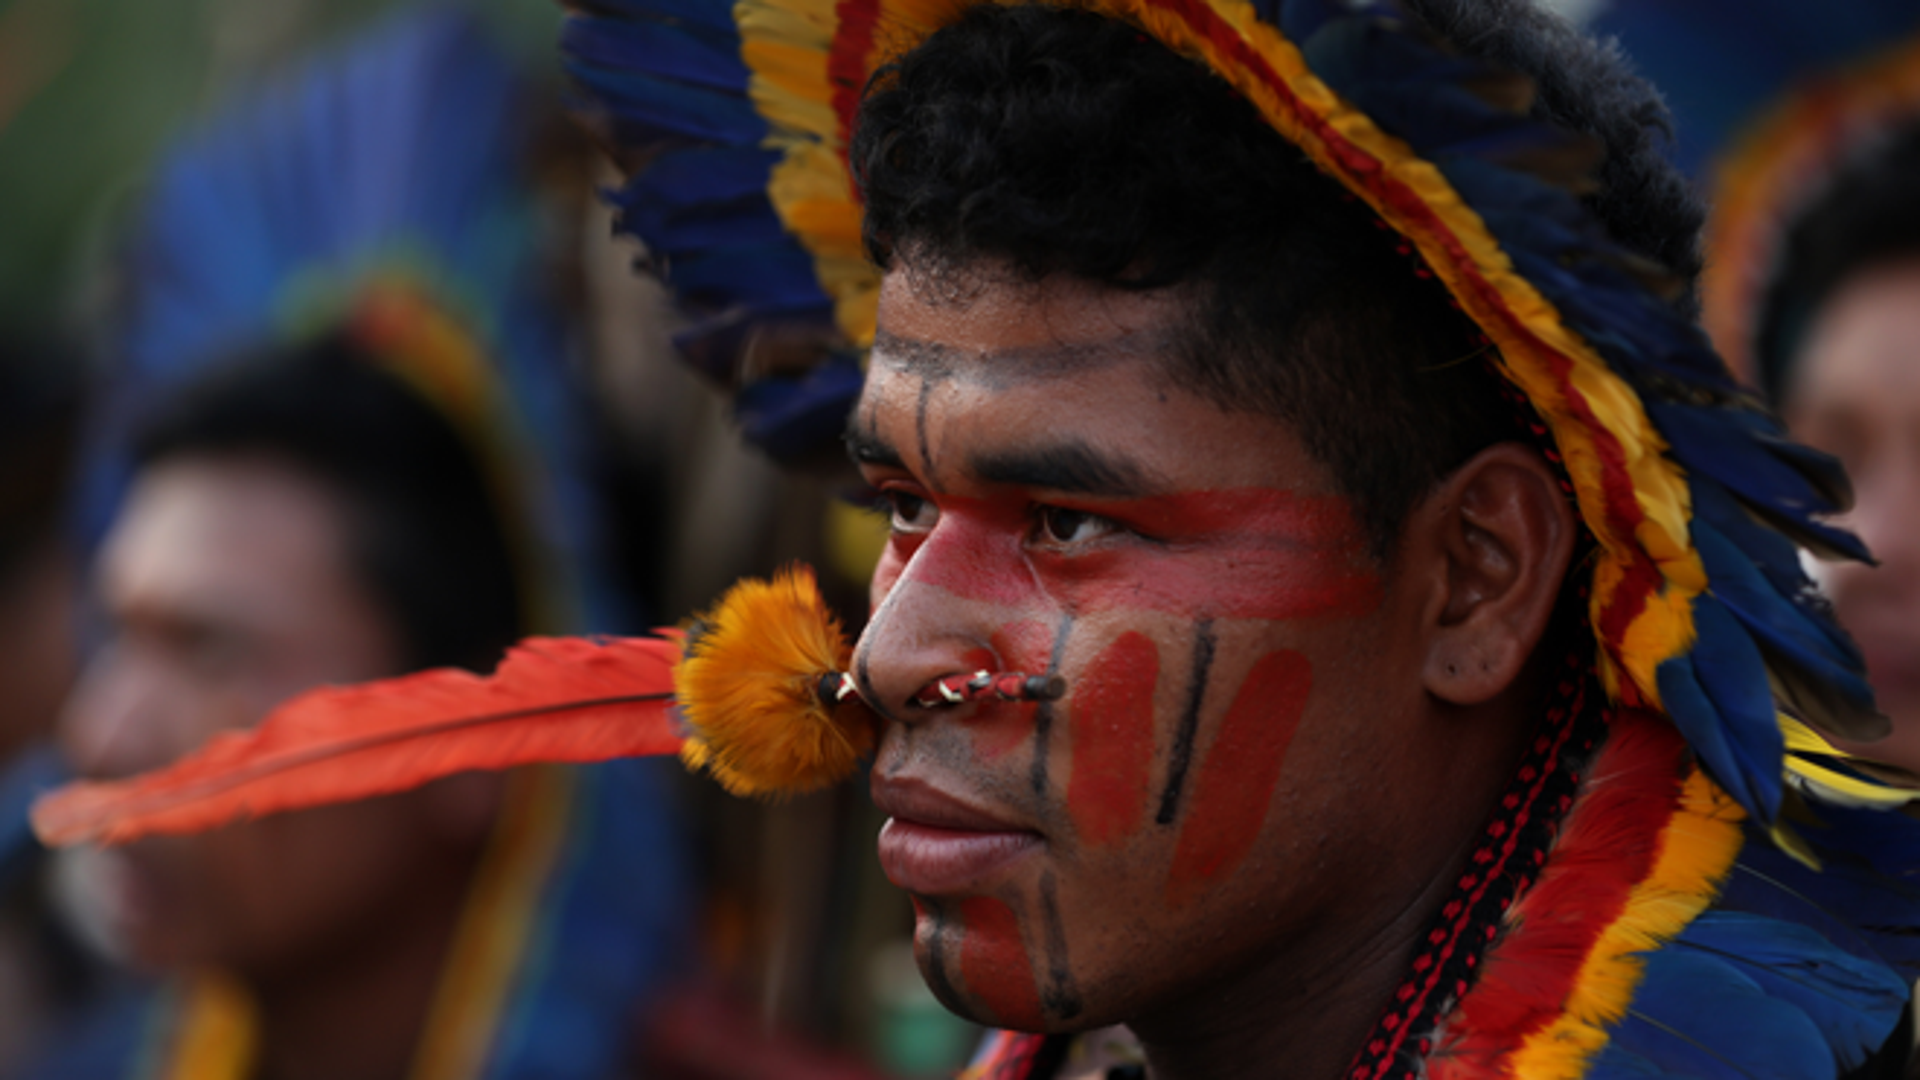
869, 267, 1187, 381
101, 454, 361, 622
859, 268, 1328, 492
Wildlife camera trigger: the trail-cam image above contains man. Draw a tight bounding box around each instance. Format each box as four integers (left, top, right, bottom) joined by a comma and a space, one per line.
52, 336, 526, 1078
1761, 128, 1920, 777
28, 13, 685, 1079
561, 0, 1919, 1077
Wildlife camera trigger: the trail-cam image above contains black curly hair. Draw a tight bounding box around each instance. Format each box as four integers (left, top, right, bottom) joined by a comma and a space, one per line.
850, 0, 1700, 556
133, 332, 523, 674
1758, 123, 1920, 405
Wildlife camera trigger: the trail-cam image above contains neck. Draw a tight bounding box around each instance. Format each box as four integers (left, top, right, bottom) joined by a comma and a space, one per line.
246, 854, 480, 1080
1127, 830, 1483, 1080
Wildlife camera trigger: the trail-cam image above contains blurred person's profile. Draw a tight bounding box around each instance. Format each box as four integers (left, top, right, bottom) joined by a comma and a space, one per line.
56, 334, 519, 1075
23, 11, 685, 1078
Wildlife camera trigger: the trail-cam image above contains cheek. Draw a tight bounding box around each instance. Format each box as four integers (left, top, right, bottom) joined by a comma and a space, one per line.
1165, 649, 1313, 910
1066, 632, 1160, 846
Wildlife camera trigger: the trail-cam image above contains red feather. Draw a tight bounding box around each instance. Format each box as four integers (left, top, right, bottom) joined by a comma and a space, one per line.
1429, 710, 1690, 1074
32, 635, 684, 847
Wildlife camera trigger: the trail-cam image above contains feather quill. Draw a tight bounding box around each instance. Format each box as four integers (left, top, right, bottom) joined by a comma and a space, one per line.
32, 636, 684, 847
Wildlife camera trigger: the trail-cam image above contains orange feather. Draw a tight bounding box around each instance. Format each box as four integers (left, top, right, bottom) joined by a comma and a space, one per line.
675, 564, 879, 797
32, 635, 684, 847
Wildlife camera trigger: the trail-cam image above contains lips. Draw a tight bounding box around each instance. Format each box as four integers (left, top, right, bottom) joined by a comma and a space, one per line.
872, 776, 1040, 895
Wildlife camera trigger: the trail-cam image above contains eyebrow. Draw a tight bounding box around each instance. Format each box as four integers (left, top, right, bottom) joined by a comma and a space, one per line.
969, 442, 1156, 497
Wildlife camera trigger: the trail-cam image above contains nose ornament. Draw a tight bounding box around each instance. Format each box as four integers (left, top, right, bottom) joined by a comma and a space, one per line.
908, 670, 1067, 708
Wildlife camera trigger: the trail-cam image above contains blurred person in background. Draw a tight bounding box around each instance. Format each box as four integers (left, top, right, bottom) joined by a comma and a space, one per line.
1682, 23, 1920, 780
1747, 125, 1920, 778
25, 11, 686, 1079
1590, 4, 1920, 782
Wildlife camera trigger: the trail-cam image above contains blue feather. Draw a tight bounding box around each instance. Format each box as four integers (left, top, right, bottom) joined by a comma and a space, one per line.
566, 66, 768, 145
567, 0, 741, 34
1655, 615, 1784, 823
1692, 517, 1873, 709
559, 14, 750, 93
619, 147, 783, 209
1691, 484, 1850, 637
1721, 818, 1920, 974
1643, 401, 1854, 529
735, 354, 869, 459
1670, 911, 1912, 1072
666, 246, 835, 312
1602, 943, 1830, 1079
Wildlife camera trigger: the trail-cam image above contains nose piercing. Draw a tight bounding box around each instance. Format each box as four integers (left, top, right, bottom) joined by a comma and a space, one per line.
909, 670, 1067, 708
812, 669, 1067, 711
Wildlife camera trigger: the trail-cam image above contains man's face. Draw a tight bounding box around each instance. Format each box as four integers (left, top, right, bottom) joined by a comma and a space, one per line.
850, 268, 1445, 1033
58, 454, 471, 978
1787, 259, 1920, 773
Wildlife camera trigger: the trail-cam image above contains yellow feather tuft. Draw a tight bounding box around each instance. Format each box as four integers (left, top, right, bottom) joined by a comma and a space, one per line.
674, 565, 877, 796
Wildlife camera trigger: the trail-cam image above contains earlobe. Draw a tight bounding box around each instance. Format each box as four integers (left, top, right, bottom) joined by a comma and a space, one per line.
1419, 444, 1576, 706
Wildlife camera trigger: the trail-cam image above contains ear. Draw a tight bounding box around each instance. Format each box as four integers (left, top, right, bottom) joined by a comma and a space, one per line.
1413, 443, 1576, 705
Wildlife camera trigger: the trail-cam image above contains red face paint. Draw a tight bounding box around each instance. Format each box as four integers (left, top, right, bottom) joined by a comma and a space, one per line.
1166, 649, 1313, 910
1067, 632, 1160, 846
957, 895, 1044, 1029
882, 488, 1379, 622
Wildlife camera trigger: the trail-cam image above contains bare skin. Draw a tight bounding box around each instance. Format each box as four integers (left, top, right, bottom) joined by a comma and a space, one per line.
59, 454, 502, 1080
851, 267, 1577, 1079
1786, 259, 1920, 776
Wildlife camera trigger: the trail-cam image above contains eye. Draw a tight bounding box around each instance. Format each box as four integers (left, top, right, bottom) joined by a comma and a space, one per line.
1036, 505, 1118, 546
884, 489, 939, 534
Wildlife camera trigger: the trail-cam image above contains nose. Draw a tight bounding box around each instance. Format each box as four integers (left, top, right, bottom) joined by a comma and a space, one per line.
58, 645, 180, 781
854, 578, 995, 723
853, 527, 1034, 722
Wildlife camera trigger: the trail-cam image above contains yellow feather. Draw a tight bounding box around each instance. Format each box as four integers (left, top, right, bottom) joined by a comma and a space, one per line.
1780, 714, 1920, 811
674, 565, 876, 797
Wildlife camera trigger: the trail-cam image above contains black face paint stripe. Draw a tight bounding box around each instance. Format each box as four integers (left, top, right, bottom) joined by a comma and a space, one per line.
1155, 618, 1217, 825
1037, 871, 1084, 1020
924, 906, 961, 1007
915, 375, 938, 486
1029, 612, 1074, 800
